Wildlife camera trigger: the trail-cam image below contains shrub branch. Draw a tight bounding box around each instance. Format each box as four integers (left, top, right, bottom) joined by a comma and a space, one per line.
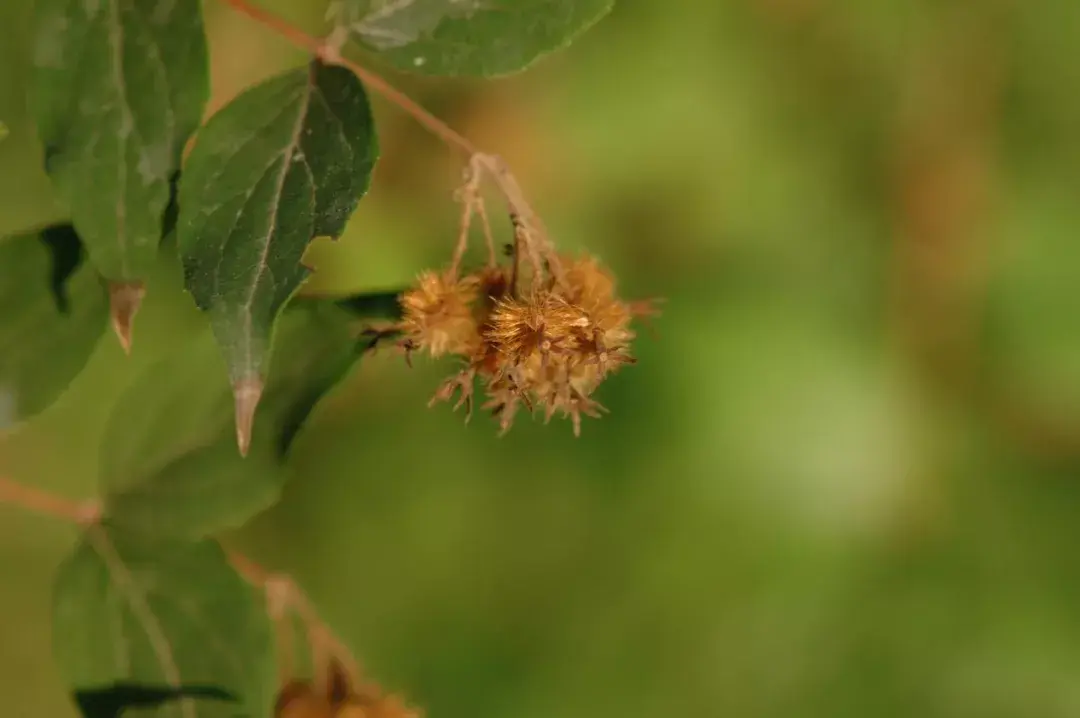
0, 473, 356, 690
0, 475, 100, 525
217, 0, 559, 285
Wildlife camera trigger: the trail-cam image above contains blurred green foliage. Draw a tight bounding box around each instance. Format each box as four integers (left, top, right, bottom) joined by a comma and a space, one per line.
4, 0, 1080, 716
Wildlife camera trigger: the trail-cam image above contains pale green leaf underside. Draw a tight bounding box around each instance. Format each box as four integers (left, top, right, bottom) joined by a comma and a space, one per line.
340, 0, 614, 76
32, 0, 208, 281
0, 225, 107, 426
178, 61, 377, 386
52, 527, 274, 718
99, 302, 365, 539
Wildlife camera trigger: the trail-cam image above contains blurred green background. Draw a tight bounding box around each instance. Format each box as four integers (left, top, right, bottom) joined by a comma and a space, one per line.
5, 0, 1080, 716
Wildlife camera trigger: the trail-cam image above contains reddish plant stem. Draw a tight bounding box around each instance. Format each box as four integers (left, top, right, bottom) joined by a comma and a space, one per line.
217, 0, 480, 157
217, 0, 564, 287
227, 549, 362, 687
0, 475, 99, 524
0, 473, 359, 688
336, 56, 482, 157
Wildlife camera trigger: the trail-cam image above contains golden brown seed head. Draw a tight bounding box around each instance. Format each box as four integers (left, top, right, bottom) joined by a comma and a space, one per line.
399, 271, 480, 357
562, 255, 617, 310
397, 251, 655, 436
488, 293, 588, 364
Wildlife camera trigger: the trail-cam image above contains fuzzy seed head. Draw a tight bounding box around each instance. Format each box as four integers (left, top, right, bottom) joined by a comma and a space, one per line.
488, 293, 588, 365
399, 271, 480, 357
394, 252, 657, 436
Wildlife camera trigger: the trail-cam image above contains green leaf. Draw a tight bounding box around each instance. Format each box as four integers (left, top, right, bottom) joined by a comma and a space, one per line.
31, 0, 209, 284
177, 60, 377, 440
100, 301, 365, 538
336, 0, 614, 76
0, 224, 107, 426
53, 526, 274, 718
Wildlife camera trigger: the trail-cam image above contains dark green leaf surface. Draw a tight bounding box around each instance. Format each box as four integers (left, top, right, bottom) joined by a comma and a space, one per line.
31, 0, 208, 283
53, 527, 273, 718
0, 224, 107, 425
338, 0, 613, 76
99, 302, 365, 538
177, 60, 377, 393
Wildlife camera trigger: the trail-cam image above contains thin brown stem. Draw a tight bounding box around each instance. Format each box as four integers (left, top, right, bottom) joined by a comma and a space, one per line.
217, 0, 323, 54
218, 0, 479, 157
472, 153, 565, 286
510, 210, 545, 288
227, 550, 362, 688
509, 211, 525, 296
448, 162, 483, 277
216, 0, 566, 281
476, 194, 497, 267
449, 197, 474, 278
0, 475, 100, 524
337, 55, 481, 157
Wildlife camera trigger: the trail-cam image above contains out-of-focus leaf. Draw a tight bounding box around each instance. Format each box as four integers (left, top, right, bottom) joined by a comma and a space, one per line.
31, 0, 208, 285
0, 223, 106, 425
177, 60, 377, 448
53, 526, 273, 718
99, 301, 365, 538
337, 0, 614, 76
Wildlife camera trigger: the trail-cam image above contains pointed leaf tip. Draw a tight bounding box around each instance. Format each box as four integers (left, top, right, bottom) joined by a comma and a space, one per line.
232, 377, 264, 457
108, 282, 146, 355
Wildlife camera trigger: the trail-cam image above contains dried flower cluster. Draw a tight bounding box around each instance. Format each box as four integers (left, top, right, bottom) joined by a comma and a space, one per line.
396, 252, 652, 436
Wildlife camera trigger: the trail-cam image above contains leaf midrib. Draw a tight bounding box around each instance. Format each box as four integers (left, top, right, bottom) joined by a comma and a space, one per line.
106, 0, 133, 277
236, 64, 317, 380
88, 527, 195, 718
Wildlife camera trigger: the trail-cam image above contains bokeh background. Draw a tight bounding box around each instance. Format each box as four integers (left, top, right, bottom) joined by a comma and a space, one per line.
5, 0, 1080, 715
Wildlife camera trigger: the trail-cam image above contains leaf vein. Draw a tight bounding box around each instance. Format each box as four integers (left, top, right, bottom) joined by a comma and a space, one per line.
88, 527, 195, 718
237, 65, 316, 377
106, 0, 134, 277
